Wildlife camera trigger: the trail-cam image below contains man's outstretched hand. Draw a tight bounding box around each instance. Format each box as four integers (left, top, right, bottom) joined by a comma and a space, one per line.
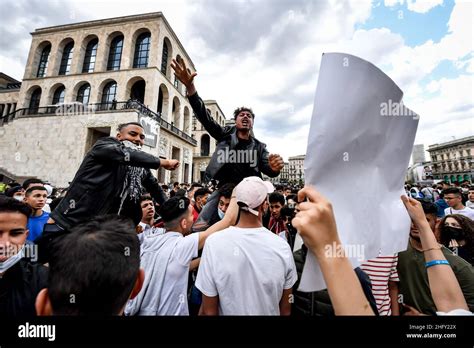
171, 57, 197, 94
161, 159, 180, 171
268, 154, 284, 172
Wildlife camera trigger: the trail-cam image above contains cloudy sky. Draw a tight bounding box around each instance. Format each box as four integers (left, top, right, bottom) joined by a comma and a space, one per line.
0, 0, 472, 162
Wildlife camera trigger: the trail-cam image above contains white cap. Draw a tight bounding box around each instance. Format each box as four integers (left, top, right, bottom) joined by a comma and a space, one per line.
235, 176, 274, 216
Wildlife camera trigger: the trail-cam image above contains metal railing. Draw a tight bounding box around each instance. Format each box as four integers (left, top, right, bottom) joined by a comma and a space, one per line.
0, 100, 197, 146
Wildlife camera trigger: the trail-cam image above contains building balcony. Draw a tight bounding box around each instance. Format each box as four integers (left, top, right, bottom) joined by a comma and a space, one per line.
1, 100, 197, 146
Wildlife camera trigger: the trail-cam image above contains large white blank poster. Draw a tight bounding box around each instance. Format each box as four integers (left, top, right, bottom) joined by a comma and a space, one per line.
299, 53, 419, 292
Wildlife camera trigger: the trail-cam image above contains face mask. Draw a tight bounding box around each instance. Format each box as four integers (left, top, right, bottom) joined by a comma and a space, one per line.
217, 208, 225, 220
122, 140, 142, 151
0, 245, 24, 273
444, 226, 464, 240
13, 195, 25, 202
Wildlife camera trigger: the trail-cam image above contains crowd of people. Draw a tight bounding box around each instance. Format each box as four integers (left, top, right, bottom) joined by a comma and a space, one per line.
0, 57, 473, 317
2, 175, 473, 316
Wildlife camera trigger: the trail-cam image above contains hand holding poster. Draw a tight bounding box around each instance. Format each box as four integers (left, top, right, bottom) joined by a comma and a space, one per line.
299, 53, 419, 292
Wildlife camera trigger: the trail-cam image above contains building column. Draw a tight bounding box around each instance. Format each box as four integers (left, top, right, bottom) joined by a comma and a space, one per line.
46, 39, 60, 77
95, 33, 109, 72
69, 35, 84, 75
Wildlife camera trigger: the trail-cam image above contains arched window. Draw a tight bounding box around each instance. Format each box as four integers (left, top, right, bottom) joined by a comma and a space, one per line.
52, 86, 66, 105
37, 44, 51, 77
29, 88, 42, 111
201, 134, 210, 156
59, 42, 74, 75
161, 40, 169, 75
82, 39, 98, 73
76, 84, 91, 104
101, 81, 117, 104
107, 35, 123, 71
130, 80, 146, 103
133, 32, 151, 68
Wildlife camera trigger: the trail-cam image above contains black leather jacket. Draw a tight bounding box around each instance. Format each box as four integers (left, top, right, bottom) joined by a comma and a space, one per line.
51, 137, 167, 229
188, 92, 280, 184
0, 259, 48, 317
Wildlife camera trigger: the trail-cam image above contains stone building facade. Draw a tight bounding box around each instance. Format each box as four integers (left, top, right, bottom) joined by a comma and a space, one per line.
0, 12, 228, 187
288, 154, 305, 185
427, 136, 474, 183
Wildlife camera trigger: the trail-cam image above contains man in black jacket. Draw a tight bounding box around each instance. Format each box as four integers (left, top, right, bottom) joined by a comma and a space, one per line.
172, 58, 284, 185
48, 122, 179, 231
0, 197, 48, 316
171, 58, 284, 231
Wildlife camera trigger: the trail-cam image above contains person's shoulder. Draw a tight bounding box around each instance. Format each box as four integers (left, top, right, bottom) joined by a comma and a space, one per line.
442, 247, 473, 270
251, 136, 266, 147
205, 226, 235, 244
462, 208, 474, 216
95, 136, 117, 144
20, 259, 49, 278
260, 227, 292, 247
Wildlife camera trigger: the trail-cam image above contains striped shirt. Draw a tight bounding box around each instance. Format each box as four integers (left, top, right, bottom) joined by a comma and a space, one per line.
360, 255, 399, 316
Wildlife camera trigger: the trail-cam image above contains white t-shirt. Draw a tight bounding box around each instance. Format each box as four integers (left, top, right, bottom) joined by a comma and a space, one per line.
195, 226, 297, 315
137, 232, 199, 316
466, 201, 474, 209
444, 206, 474, 220
137, 223, 165, 244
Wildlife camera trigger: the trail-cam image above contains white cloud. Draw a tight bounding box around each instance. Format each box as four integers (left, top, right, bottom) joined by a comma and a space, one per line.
0, 0, 471, 166
384, 0, 444, 13
407, 0, 444, 13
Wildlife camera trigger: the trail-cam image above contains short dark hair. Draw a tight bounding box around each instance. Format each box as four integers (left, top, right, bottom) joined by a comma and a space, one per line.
218, 183, 235, 200
139, 194, 153, 204
233, 106, 255, 120
416, 199, 438, 216
47, 215, 140, 315
161, 185, 169, 190
0, 197, 32, 218
173, 182, 180, 187
442, 187, 462, 197
25, 185, 47, 196
194, 188, 211, 201
159, 196, 190, 223
468, 186, 474, 192
175, 189, 187, 197
22, 178, 43, 190
190, 182, 203, 189
269, 192, 285, 206
117, 122, 143, 131
286, 194, 298, 202
5, 186, 23, 197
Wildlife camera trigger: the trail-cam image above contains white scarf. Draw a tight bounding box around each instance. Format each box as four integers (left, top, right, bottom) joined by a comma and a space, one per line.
118, 140, 146, 215
0, 245, 25, 274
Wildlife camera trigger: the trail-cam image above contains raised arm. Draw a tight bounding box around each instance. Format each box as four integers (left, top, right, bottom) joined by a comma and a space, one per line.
401, 195, 469, 313
292, 186, 375, 315
92, 138, 179, 170
171, 58, 226, 140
